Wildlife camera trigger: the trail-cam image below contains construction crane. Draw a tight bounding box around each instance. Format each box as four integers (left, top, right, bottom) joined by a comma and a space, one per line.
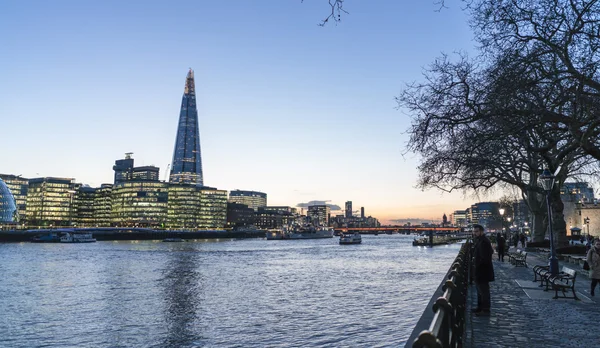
164, 164, 170, 182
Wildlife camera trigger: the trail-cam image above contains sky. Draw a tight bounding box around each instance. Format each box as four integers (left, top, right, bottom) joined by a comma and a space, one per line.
0, 0, 490, 224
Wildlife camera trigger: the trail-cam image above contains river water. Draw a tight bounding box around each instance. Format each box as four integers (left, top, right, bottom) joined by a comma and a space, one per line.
0, 234, 461, 347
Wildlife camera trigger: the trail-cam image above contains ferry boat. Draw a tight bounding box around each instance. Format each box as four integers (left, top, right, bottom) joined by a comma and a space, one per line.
60, 231, 96, 243
339, 232, 362, 245
266, 225, 334, 240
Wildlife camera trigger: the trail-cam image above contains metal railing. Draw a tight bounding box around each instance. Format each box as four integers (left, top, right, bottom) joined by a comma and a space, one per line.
412, 240, 471, 348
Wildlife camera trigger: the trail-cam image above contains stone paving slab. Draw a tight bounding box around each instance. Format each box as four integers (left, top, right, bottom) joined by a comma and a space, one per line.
464, 251, 600, 348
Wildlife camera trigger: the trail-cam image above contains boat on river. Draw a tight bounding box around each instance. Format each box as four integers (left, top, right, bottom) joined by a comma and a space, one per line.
266, 224, 334, 240
163, 238, 185, 242
60, 231, 96, 243
339, 232, 362, 245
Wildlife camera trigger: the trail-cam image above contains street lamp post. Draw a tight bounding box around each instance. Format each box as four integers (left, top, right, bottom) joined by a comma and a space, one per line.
540, 169, 559, 276
584, 217, 590, 239
499, 208, 506, 238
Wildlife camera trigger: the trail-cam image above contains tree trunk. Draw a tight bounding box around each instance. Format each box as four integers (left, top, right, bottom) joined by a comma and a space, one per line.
525, 188, 547, 242
550, 188, 568, 248
532, 212, 546, 242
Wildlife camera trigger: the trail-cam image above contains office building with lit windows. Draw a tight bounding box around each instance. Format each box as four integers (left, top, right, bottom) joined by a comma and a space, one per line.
133, 166, 160, 181
94, 184, 113, 226
308, 205, 330, 226
113, 153, 134, 184
198, 187, 227, 229
345, 201, 352, 218
167, 184, 202, 229
228, 190, 267, 211
75, 186, 96, 226
26, 177, 76, 227
226, 202, 256, 228
111, 181, 168, 227
0, 174, 28, 222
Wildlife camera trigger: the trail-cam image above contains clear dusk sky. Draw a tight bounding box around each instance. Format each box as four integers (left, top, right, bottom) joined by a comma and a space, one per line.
0, 1, 489, 224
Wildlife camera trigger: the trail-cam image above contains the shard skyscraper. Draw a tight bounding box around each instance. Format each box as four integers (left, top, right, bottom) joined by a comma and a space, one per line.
169, 69, 204, 186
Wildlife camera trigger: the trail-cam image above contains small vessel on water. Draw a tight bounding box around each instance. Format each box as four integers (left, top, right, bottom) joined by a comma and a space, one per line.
339, 232, 362, 245
163, 238, 185, 242
266, 224, 334, 240
60, 231, 96, 243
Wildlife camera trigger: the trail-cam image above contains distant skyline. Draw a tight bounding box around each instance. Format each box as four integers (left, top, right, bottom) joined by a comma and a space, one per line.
1, 1, 490, 224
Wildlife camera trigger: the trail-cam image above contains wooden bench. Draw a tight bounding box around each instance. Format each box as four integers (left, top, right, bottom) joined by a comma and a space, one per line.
549, 267, 579, 300
507, 249, 522, 264
509, 250, 527, 267
533, 264, 550, 283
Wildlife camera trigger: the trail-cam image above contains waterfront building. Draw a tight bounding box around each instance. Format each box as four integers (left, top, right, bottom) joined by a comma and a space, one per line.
361, 207, 364, 219
0, 178, 17, 225
94, 184, 113, 226
308, 205, 330, 226
0, 174, 28, 223
255, 207, 295, 229
111, 181, 168, 227
167, 184, 201, 229
169, 69, 203, 185
26, 177, 76, 227
226, 202, 256, 228
228, 190, 267, 211
452, 210, 467, 227
470, 202, 501, 231
345, 201, 352, 218
75, 186, 96, 226
132, 166, 160, 181
113, 153, 134, 184
198, 187, 227, 229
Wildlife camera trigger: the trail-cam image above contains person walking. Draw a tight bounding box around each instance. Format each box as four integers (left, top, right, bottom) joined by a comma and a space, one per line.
496, 233, 506, 262
472, 224, 495, 316
586, 239, 600, 296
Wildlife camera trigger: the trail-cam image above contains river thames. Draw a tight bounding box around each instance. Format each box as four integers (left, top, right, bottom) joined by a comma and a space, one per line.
0, 234, 462, 347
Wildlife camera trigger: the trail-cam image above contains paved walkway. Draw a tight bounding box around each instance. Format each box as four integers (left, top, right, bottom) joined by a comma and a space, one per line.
463, 250, 599, 348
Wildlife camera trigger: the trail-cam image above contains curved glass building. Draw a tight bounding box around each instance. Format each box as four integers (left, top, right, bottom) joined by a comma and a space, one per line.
0, 178, 17, 223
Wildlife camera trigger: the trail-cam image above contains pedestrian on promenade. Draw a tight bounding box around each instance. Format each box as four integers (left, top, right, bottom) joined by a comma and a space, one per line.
496, 233, 506, 262
586, 239, 600, 296
472, 224, 494, 316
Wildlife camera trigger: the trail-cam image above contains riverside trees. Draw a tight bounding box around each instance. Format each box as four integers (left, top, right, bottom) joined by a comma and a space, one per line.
308, 0, 600, 245
398, 0, 600, 245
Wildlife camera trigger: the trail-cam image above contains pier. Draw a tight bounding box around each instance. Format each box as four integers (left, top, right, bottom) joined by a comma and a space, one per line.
407, 245, 600, 347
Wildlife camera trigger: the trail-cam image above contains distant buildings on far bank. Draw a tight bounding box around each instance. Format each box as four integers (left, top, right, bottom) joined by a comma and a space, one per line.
443, 181, 598, 237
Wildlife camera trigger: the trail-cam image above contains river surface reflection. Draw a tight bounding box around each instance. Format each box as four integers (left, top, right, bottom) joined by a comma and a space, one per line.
0, 235, 461, 347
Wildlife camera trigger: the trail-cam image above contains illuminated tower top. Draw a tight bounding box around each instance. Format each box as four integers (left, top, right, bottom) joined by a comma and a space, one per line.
169, 69, 204, 186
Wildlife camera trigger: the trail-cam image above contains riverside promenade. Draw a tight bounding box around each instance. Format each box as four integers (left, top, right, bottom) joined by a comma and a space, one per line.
463, 249, 599, 348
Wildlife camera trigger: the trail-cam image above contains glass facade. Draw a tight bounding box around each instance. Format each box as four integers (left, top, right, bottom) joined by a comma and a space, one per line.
228, 190, 267, 211
113, 155, 134, 184
0, 178, 17, 223
26, 177, 76, 227
95, 184, 113, 226
198, 187, 227, 229
0, 174, 28, 223
167, 184, 201, 229
169, 69, 203, 185
111, 181, 168, 227
75, 186, 96, 226
307, 205, 330, 226
132, 166, 160, 181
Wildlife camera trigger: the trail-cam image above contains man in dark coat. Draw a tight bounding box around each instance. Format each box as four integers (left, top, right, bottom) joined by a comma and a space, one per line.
472, 224, 495, 316
496, 233, 506, 262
